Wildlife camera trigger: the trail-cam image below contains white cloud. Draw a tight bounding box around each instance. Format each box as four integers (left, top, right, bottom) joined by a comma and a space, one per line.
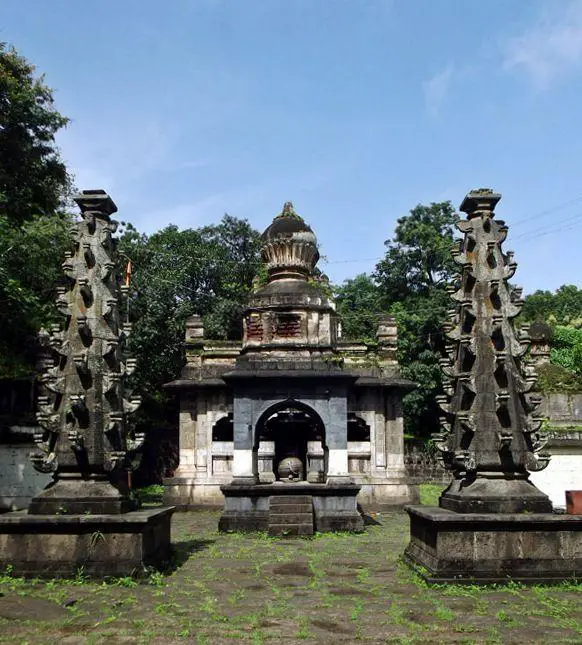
503, 0, 582, 89
423, 64, 454, 117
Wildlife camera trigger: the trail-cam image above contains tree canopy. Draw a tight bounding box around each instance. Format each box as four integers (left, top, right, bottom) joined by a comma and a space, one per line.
0, 43, 73, 378
118, 215, 262, 394
334, 274, 383, 342
117, 215, 262, 484
373, 202, 458, 438
0, 43, 71, 223
522, 285, 582, 327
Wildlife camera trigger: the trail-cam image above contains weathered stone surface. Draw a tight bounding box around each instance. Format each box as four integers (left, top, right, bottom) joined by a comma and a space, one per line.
164, 202, 415, 515
405, 505, 582, 583
219, 482, 363, 533
269, 494, 314, 536
31, 190, 144, 514
434, 189, 551, 513
405, 188, 579, 585
0, 507, 174, 577
0, 596, 69, 621
0, 189, 174, 578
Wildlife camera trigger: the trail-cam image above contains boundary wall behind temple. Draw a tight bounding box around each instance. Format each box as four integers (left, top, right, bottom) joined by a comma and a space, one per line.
0, 426, 52, 510
530, 392, 582, 508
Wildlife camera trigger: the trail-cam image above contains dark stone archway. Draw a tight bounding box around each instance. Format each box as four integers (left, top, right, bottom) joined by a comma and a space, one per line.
254, 399, 327, 482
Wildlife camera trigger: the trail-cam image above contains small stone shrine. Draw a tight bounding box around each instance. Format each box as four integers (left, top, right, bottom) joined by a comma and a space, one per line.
0, 190, 173, 576
164, 202, 415, 534
405, 189, 582, 582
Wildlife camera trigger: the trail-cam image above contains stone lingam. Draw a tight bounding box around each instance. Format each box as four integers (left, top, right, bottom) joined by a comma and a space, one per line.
404, 189, 582, 583
0, 190, 174, 576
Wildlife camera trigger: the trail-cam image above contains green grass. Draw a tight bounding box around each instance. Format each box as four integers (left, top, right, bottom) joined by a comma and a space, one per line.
418, 483, 447, 506
0, 509, 581, 643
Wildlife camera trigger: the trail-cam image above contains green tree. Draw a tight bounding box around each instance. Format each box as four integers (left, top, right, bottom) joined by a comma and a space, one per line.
523, 285, 582, 325
374, 201, 458, 439
119, 215, 262, 393
117, 215, 262, 483
0, 43, 71, 223
334, 273, 383, 342
551, 326, 582, 376
0, 43, 73, 377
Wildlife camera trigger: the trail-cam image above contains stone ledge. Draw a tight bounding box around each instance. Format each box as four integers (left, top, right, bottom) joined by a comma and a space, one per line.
405, 505, 582, 526
220, 482, 361, 496
0, 507, 174, 577
405, 505, 582, 584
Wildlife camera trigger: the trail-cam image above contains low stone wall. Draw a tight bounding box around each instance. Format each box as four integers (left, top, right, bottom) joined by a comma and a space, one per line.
0, 427, 52, 511
529, 393, 582, 508
404, 445, 451, 485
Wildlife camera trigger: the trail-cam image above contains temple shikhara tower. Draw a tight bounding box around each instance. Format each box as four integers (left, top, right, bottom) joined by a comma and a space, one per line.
165, 202, 415, 533
405, 189, 582, 583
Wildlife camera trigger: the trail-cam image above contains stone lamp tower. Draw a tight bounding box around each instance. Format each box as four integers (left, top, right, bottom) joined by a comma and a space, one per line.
30, 190, 142, 514
435, 189, 551, 513
0, 190, 174, 576
404, 189, 582, 583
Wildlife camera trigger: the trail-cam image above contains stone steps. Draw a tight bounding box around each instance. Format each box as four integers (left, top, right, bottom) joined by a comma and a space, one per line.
268, 495, 314, 536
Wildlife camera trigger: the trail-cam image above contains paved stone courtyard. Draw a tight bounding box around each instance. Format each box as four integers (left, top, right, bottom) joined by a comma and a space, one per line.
0, 508, 581, 644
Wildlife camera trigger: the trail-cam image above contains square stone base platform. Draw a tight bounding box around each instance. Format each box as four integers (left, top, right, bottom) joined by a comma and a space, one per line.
219, 482, 364, 533
0, 507, 175, 577
404, 505, 582, 584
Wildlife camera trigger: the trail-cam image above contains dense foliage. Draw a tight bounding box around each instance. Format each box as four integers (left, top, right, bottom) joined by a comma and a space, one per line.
522, 285, 582, 327
336, 202, 458, 439
0, 43, 73, 377
117, 216, 262, 484
118, 215, 261, 393
550, 326, 582, 376
334, 274, 383, 342
374, 202, 458, 438
522, 286, 582, 392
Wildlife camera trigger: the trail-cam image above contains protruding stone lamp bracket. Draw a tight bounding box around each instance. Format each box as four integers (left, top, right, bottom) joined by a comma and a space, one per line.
62, 252, 75, 279
100, 261, 115, 282
82, 242, 95, 267
56, 286, 70, 316
103, 298, 118, 323
525, 451, 551, 472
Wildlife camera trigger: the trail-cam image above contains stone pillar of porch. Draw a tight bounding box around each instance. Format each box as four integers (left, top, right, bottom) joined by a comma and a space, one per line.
232, 395, 258, 483
325, 395, 350, 483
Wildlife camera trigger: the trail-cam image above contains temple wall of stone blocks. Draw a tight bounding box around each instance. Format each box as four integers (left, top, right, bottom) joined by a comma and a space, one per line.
165, 313, 414, 509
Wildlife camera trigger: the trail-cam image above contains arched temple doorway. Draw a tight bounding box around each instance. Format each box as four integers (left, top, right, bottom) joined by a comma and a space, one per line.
254, 400, 327, 483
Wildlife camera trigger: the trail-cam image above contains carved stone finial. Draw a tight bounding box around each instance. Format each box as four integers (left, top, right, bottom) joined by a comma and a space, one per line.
73, 189, 118, 218
260, 202, 318, 280
459, 189, 502, 218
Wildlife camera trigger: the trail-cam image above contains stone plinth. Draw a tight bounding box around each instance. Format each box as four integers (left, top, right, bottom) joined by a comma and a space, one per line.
405, 505, 582, 584
28, 478, 138, 515
0, 507, 174, 577
219, 482, 363, 533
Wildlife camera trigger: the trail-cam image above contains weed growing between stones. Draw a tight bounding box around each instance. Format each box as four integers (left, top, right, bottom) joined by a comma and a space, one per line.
0, 509, 581, 643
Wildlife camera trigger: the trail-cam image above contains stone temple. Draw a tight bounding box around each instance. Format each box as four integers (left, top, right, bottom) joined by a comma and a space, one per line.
164, 202, 416, 530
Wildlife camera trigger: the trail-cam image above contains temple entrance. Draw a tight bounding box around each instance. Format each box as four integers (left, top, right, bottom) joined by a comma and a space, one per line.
255, 402, 326, 482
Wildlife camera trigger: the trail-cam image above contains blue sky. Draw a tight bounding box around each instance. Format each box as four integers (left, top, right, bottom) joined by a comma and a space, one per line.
2, 0, 582, 294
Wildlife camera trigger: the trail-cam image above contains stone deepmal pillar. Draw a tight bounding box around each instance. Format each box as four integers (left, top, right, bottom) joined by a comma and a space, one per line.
434, 189, 551, 512
29, 190, 144, 514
